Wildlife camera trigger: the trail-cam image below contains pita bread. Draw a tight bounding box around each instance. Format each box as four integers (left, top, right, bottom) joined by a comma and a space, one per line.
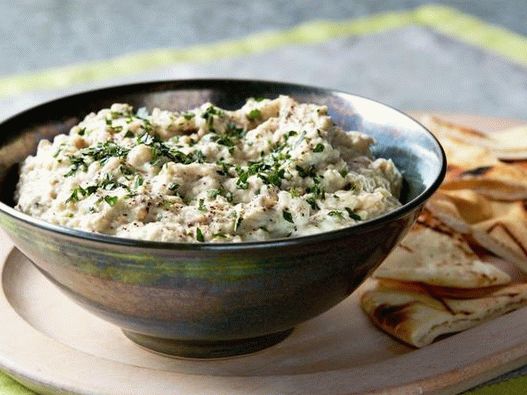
425, 192, 527, 271
361, 280, 527, 347
374, 213, 511, 288
425, 190, 493, 234
419, 115, 499, 168
472, 201, 527, 272
442, 162, 527, 201
420, 115, 527, 161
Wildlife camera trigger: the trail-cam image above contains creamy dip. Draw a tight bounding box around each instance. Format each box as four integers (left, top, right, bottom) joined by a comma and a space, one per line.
15, 96, 402, 242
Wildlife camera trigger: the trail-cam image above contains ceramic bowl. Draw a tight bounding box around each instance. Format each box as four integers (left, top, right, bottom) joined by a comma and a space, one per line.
0, 80, 445, 358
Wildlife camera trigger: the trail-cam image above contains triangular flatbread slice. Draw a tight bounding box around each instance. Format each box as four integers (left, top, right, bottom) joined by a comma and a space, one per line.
361, 280, 527, 347
420, 115, 527, 161
442, 163, 527, 201
426, 193, 527, 272
472, 201, 527, 272
419, 115, 499, 168
374, 212, 511, 288
425, 190, 493, 234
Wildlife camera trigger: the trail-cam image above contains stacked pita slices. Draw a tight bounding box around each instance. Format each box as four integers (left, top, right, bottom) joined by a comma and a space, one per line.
361, 115, 527, 348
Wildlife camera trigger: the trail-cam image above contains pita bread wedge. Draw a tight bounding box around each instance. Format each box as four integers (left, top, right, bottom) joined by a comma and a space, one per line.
442, 162, 527, 201
419, 115, 499, 168
361, 280, 527, 347
425, 190, 493, 234
420, 115, 527, 161
472, 201, 527, 272
374, 213, 511, 288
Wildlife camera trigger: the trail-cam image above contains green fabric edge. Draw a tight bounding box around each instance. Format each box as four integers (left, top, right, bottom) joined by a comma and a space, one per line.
1, 3, 527, 393
0, 373, 35, 395
0, 4, 526, 98
468, 375, 527, 395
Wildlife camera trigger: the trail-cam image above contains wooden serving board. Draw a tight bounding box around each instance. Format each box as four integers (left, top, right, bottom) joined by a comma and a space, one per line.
0, 114, 526, 395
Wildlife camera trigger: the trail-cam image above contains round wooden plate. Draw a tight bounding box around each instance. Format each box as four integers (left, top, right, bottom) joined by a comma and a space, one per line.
1, 114, 526, 395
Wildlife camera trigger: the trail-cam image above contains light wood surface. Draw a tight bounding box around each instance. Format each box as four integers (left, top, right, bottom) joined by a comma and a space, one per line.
0, 114, 526, 395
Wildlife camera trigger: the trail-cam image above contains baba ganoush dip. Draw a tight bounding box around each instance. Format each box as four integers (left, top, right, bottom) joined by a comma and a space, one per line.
15, 96, 402, 243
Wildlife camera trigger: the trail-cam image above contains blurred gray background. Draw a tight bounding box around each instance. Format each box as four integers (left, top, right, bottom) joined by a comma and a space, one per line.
0, 0, 526, 119
2, 0, 527, 75
1, 0, 526, 120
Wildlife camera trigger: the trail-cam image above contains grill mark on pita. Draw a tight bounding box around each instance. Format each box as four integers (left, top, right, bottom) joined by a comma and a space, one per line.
399, 244, 414, 253
373, 303, 412, 328
487, 222, 527, 258
417, 218, 456, 238
422, 285, 455, 314
460, 166, 492, 177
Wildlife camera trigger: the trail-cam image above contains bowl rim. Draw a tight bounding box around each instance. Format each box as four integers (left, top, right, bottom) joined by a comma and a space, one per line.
0, 78, 446, 250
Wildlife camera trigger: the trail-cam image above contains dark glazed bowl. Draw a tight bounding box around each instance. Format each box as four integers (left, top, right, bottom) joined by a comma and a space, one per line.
0, 80, 445, 358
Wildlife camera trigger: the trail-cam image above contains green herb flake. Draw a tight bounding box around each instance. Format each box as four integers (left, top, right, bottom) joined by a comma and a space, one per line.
196, 228, 205, 242
345, 207, 361, 221
328, 210, 344, 219
66, 186, 86, 203
168, 183, 180, 193
183, 112, 195, 121
198, 198, 207, 212
104, 195, 118, 207
306, 196, 319, 210
282, 209, 294, 223
246, 109, 262, 121
134, 175, 144, 188
233, 213, 243, 232
207, 189, 219, 199
313, 143, 325, 153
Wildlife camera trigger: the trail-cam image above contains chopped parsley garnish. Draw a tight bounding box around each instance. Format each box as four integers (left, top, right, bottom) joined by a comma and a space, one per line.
124, 130, 134, 138
78, 127, 86, 136
104, 195, 118, 207
198, 199, 207, 212
306, 177, 325, 200
233, 213, 243, 232
138, 132, 204, 166
285, 130, 298, 140
236, 168, 250, 189
208, 189, 221, 199
282, 209, 294, 223
134, 175, 144, 188
201, 105, 223, 129
196, 227, 205, 242
295, 164, 317, 178
246, 109, 262, 121
183, 112, 195, 120
328, 210, 344, 219
66, 186, 86, 203
345, 207, 361, 221
168, 183, 180, 192
305, 196, 319, 210
313, 143, 325, 153
339, 168, 348, 178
